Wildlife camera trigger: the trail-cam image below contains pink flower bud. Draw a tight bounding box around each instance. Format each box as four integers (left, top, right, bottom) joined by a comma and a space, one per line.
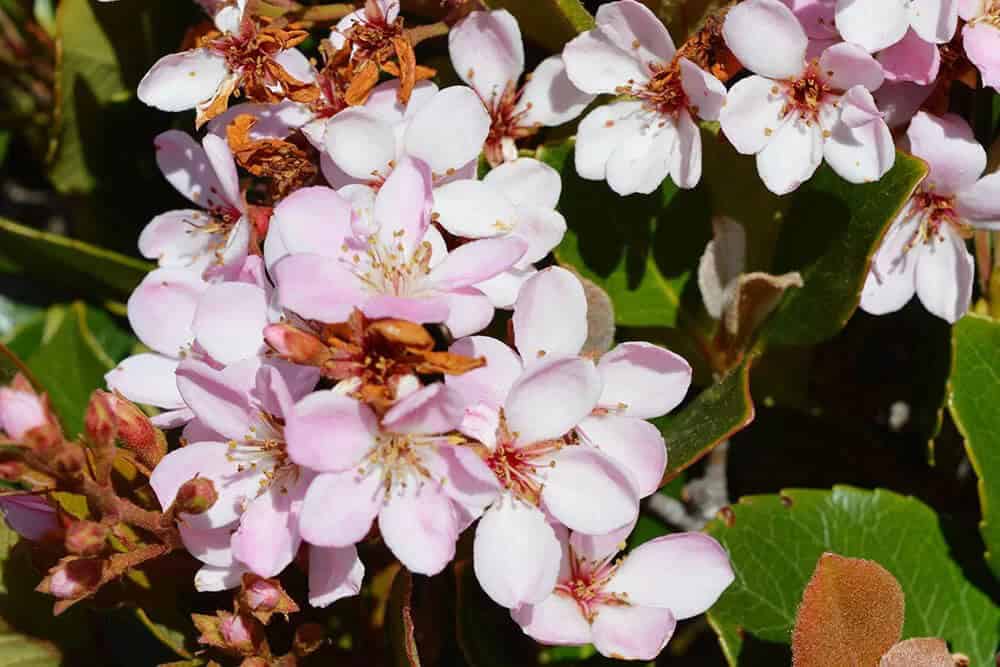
84, 391, 117, 450
64, 521, 108, 557
0, 386, 48, 441
220, 614, 252, 646
264, 323, 329, 366
175, 477, 218, 515
48, 559, 102, 599
105, 392, 167, 469
246, 578, 280, 611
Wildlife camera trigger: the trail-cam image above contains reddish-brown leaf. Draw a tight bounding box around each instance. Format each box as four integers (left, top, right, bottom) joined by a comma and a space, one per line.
879, 638, 954, 667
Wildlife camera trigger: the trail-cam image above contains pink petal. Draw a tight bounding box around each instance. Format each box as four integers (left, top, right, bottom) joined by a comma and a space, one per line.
670, 109, 702, 189
860, 211, 919, 316
206, 100, 314, 142
723, 0, 807, 79
299, 471, 384, 547
511, 593, 593, 646
577, 415, 666, 498
562, 28, 649, 96
593, 0, 676, 70
272, 186, 353, 256
432, 180, 518, 239
273, 47, 315, 84
231, 483, 303, 578
446, 335, 524, 410
606, 122, 676, 196
449, 9, 524, 104
429, 237, 527, 290
957, 173, 1000, 225
105, 353, 183, 409
908, 111, 986, 194
286, 391, 378, 472
570, 521, 635, 562
193, 282, 267, 365
679, 58, 727, 121
959, 0, 984, 21
914, 226, 973, 323
878, 28, 940, 85
782, 0, 837, 39
474, 498, 562, 608
195, 564, 246, 592
607, 533, 734, 619
378, 483, 459, 575
176, 359, 254, 441
201, 133, 241, 209
874, 81, 934, 128
964, 22, 1000, 90
382, 383, 465, 435
541, 446, 639, 534
422, 444, 500, 518
0, 495, 59, 541
127, 268, 206, 356
309, 544, 364, 607
756, 116, 823, 195
823, 92, 896, 184
719, 75, 785, 155
138, 210, 217, 271
818, 42, 885, 92
505, 356, 601, 445
373, 156, 432, 256
516, 56, 595, 128
512, 267, 587, 363
179, 524, 234, 567
404, 87, 490, 176
440, 288, 496, 339
834, 0, 908, 52
154, 130, 232, 211
591, 604, 677, 660
149, 441, 262, 530
484, 158, 561, 210
908, 0, 959, 44
138, 49, 228, 112
476, 267, 536, 309
573, 101, 644, 180
839, 85, 884, 128
511, 207, 567, 267
324, 108, 397, 180
273, 254, 365, 322
597, 342, 691, 418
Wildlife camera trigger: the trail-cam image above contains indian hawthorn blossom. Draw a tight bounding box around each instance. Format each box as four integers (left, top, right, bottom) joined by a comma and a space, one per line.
448, 9, 594, 165
861, 111, 1000, 322
960, 0, 1000, 90
562, 0, 727, 195
512, 527, 733, 660
720, 0, 894, 195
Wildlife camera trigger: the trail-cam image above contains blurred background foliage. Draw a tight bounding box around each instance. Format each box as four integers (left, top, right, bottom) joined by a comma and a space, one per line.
0, 0, 998, 665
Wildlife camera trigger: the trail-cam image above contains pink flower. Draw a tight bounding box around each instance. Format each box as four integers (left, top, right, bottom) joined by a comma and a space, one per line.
448, 10, 594, 165
290, 383, 495, 576
511, 528, 733, 661
322, 80, 489, 188
861, 112, 1000, 322
0, 495, 60, 541
877, 29, 941, 85
834, 0, 958, 52
271, 157, 527, 338
720, 0, 894, 195
0, 386, 48, 440
138, 130, 250, 278
960, 0, 1000, 91
782, 0, 837, 40
432, 158, 567, 307
443, 268, 690, 608
562, 0, 727, 195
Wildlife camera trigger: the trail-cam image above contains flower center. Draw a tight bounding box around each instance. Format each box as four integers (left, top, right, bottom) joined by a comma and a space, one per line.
903, 188, 971, 250
483, 82, 538, 166
554, 547, 628, 622
483, 411, 568, 505
639, 63, 689, 116
342, 233, 434, 298
777, 61, 831, 123
362, 432, 462, 496
975, 0, 1000, 24
226, 412, 297, 496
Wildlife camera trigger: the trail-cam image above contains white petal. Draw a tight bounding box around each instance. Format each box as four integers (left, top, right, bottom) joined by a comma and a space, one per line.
405, 87, 490, 176
755, 115, 823, 195
719, 75, 785, 155
513, 267, 588, 363
723, 0, 807, 79
914, 227, 974, 323
517, 56, 595, 127
138, 49, 229, 112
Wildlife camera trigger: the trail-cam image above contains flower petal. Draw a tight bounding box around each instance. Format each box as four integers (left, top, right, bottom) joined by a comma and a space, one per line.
963, 22, 1000, 91
299, 471, 384, 547
449, 9, 524, 104
138, 49, 228, 112
822, 93, 896, 185
176, 359, 255, 441
834, 0, 908, 52
105, 353, 183, 409
286, 391, 378, 472
914, 226, 974, 323
594, 0, 676, 70
818, 42, 885, 92
513, 267, 588, 362
154, 130, 232, 211
517, 56, 595, 127
723, 0, 807, 79
484, 158, 562, 210
374, 156, 433, 257
429, 237, 527, 290
541, 446, 639, 534
405, 87, 490, 176
474, 498, 563, 608
272, 185, 353, 256
446, 335, 524, 410
756, 115, 823, 195
505, 356, 602, 445
573, 101, 644, 180
179, 524, 234, 567
192, 282, 267, 366
907, 111, 986, 194
127, 268, 206, 356
606, 122, 675, 196
670, 109, 702, 189
860, 211, 919, 316
878, 28, 941, 85
591, 604, 677, 661
432, 179, 519, 238
273, 254, 365, 323
324, 108, 397, 180
908, 0, 959, 44
957, 173, 1000, 226
597, 342, 691, 418
719, 75, 785, 155
309, 544, 364, 607
679, 58, 727, 121
382, 383, 465, 435
378, 483, 459, 576
577, 416, 666, 498
440, 289, 497, 339
231, 483, 303, 578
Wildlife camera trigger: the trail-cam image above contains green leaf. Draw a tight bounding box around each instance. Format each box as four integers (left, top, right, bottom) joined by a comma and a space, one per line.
455, 561, 536, 667
483, 0, 593, 51
645, 0, 730, 41
948, 313, 1000, 580
656, 357, 755, 485
540, 140, 712, 328
22, 302, 134, 437
759, 152, 926, 346
705, 486, 1000, 666
0, 218, 151, 299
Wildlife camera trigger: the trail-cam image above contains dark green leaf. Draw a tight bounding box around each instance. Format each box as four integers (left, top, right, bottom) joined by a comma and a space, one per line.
483, 0, 593, 51
656, 357, 755, 485
705, 486, 1000, 666
0, 218, 151, 299
455, 561, 536, 667
949, 313, 1000, 580
22, 302, 134, 437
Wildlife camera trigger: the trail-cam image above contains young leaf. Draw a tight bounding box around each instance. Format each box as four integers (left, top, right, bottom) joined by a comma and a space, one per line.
791, 553, 904, 667
0, 218, 151, 299
879, 638, 954, 667
656, 356, 755, 485
948, 312, 1000, 580
705, 486, 1000, 667
483, 0, 593, 51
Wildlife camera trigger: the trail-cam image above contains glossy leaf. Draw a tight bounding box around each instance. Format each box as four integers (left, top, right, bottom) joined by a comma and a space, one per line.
656, 357, 755, 485
948, 313, 1000, 580
705, 486, 1000, 666
483, 0, 593, 51
0, 218, 151, 299
455, 560, 536, 667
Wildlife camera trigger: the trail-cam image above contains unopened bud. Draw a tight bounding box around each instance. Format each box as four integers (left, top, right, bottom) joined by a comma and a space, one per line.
246, 578, 280, 611
264, 323, 328, 365
105, 393, 167, 468
175, 476, 218, 515
220, 614, 252, 646
84, 391, 117, 450
45, 558, 102, 599
64, 521, 108, 557
0, 379, 62, 451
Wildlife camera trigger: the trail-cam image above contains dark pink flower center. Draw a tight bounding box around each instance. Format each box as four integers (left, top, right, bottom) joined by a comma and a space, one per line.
484, 411, 568, 505
777, 60, 832, 123
554, 548, 628, 622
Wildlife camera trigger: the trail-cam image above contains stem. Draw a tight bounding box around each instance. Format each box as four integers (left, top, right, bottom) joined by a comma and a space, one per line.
405, 21, 449, 46
299, 3, 355, 23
